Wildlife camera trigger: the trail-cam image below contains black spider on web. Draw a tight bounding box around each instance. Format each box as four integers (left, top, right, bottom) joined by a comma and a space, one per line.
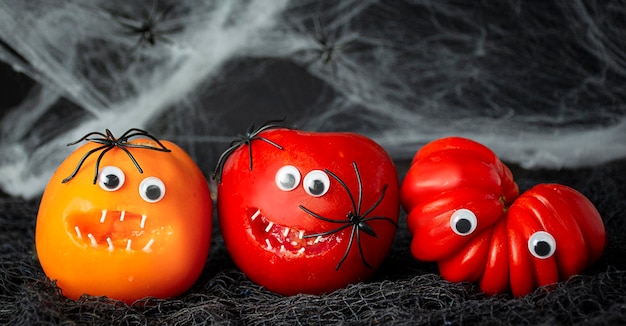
212, 119, 288, 183
299, 161, 398, 270
62, 128, 171, 184
294, 17, 365, 77
114, 1, 181, 54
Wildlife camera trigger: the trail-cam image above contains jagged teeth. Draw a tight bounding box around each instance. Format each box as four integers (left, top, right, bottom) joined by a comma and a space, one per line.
299, 230, 304, 239
142, 238, 154, 252
251, 209, 261, 221
73, 211, 153, 252
265, 239, 273, 250
140, 214, 147, 229
106, 237, 114, 252
265, 222, 274, 233
88, 233, 98, 248
282, 228, 290, 237
315, 236, 323, 244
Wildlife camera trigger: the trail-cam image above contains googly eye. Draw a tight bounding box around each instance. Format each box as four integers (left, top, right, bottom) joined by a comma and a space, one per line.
528, 231, 556, 259
303, 170, 330, 197
275, 165, 301, 191
450, 209, 478, 236
139, 177, 166, 203
98, 166, 125, 191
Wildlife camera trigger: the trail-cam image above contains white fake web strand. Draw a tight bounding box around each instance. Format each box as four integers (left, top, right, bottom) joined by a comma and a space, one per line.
0, 0, 625, 198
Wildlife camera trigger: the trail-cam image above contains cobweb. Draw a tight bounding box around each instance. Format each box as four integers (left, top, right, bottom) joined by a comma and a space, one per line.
1, 0, 625, 198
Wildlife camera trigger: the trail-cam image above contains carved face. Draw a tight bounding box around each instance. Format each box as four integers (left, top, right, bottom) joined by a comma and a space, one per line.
216, 127, 400, 295
36, 131, 212, 303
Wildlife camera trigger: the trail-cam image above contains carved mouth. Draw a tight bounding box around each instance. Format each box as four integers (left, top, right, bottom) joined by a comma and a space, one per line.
66, 209, 158, 252
248, 208, 339, 256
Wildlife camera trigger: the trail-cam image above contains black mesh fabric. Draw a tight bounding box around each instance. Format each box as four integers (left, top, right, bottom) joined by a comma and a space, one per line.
1, 159, 625, 325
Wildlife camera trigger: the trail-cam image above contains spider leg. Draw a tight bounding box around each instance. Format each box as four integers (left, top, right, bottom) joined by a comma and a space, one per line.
252, 136, 284, 150
361, 215, 399, 229
119, 146, 144, 174
212, 142, 244, 181
92, 146, 115, 184
299, 205, 348, 224
302, 223, 353, 239
120, 130, 171, 151
247, 139, 253, 171
351, 162, 363, 215
123, 143, 171, 152
66, 131, 108, 146
335, 226, 357, 270
62, 144, 110, 183
356, 230, 372, 269
360, 184, 388, 218
324, 168, 357, 213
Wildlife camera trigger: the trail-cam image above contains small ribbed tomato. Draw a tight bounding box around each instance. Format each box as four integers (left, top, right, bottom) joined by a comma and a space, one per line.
36, 129, 212, 303
400, 136, 605, 297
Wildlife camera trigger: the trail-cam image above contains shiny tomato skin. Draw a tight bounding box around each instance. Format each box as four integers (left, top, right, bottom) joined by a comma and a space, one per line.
36, 138, 212, 303
506, 183, 605, 297
217, 128, 399, 295
401, 137, 606, 297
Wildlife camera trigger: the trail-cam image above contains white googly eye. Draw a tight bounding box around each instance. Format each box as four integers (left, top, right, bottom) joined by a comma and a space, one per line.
98, 166, 125, 191
139, 177, 166, 203
528, 231, 556, 259
450, 209, 478, 236
303, 170, 330, 197
275, 165, 301, 191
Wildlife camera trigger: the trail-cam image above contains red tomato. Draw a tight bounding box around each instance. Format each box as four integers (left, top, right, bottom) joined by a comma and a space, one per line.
400, 137, 605, 297
36, 129, 212, 303
215, 124, 399, 295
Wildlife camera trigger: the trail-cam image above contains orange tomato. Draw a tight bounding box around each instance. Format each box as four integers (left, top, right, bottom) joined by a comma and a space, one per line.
36, 130, 212, 303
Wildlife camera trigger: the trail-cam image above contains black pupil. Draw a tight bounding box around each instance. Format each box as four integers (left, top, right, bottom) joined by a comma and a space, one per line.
145, 185, 161, 200
308, 180, 325, 195
455, 219, 472, 234
280, 174, 296, 188
104, 174, 119, 189
534, 241, 552, 257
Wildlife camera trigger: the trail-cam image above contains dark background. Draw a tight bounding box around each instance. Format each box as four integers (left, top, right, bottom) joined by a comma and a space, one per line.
1, 1, 625, 324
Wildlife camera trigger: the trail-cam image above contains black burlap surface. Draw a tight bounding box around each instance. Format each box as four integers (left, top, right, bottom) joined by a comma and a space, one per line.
1, 159, 625, 325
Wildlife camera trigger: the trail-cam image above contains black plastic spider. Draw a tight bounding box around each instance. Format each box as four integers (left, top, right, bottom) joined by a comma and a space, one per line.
299, 161, 398, 270
115, 1, 180, 53
297, 18, 362, 77
212, 119, 289, 183
62, 128, 171, 184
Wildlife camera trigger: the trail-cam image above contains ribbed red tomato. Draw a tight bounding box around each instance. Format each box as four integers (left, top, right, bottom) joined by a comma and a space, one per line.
215, 124, 399, 295
400, 136, 605, 297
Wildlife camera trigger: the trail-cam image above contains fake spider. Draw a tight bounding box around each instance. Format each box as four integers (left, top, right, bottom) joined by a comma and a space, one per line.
115, 1, 180, 52
62, 128, 171, 184
299, 161, 398, 270
296, 18, 362, 77
212, 119, 287, 183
